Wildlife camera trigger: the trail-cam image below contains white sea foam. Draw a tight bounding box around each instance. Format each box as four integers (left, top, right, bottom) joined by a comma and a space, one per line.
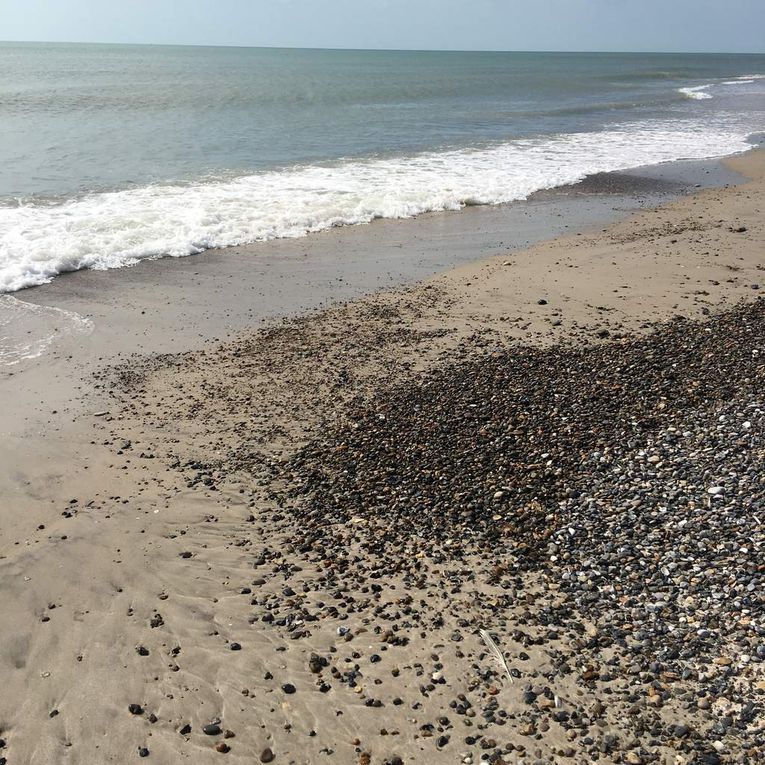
678, 85, 713, 100
0, 122, 754, 293
0, 296, 93, 366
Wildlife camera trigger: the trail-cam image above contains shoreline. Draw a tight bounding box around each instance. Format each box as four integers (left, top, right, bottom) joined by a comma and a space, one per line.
0, 148, 764, 764
0, 152, 747, 423
1, 152, 744, 470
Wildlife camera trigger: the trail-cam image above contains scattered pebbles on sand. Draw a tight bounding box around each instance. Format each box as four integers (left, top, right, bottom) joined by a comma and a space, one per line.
103, 299, 764, 764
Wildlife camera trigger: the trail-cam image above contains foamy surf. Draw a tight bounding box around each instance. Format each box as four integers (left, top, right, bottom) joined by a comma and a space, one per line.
678, 85, 713, 100
0, 121, 755, 293
0, 296, 93, 366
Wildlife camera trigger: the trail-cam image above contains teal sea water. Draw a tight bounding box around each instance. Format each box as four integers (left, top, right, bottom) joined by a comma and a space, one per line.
1, 43, 764, 291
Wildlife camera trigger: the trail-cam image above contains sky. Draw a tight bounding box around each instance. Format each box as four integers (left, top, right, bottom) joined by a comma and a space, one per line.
1, 0, 763, 54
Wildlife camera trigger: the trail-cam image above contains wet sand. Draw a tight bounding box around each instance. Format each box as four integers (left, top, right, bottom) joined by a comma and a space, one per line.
0, 150, 763, 765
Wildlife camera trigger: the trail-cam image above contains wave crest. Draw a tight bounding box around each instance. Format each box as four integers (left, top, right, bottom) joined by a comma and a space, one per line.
0, 122, 753, 293
678, 85, 713, 100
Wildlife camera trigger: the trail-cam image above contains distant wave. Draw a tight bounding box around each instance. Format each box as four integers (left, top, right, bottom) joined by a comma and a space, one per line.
0, 122, 754, 293
683, 74, 764, 96
678, 85, 713, 100
507, 96, 680, 120
600, 71, 687, 82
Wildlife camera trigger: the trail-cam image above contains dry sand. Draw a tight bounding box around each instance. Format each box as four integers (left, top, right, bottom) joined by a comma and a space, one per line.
0, 150, 763, 765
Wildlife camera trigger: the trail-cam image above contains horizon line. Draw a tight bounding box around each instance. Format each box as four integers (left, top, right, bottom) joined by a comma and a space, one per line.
1, 39, 764, 56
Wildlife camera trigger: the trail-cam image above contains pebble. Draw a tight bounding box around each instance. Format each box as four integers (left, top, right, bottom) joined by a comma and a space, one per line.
115, 292, 765, 765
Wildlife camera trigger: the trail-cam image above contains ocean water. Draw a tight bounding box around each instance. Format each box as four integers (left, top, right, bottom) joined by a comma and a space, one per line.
0, 43, 764, 293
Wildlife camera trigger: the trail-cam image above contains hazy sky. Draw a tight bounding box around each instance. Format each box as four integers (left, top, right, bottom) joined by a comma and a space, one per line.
1, 0, 764, 54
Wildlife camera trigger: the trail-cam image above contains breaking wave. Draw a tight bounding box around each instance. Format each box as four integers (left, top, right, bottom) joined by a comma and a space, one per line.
0, 121, 755, 293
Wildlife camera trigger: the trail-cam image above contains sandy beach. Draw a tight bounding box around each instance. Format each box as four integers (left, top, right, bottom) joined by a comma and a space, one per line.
1, 149, 764, 765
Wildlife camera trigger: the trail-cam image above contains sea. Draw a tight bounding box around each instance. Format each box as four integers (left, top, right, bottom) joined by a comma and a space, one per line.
1, 43, 764, 294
